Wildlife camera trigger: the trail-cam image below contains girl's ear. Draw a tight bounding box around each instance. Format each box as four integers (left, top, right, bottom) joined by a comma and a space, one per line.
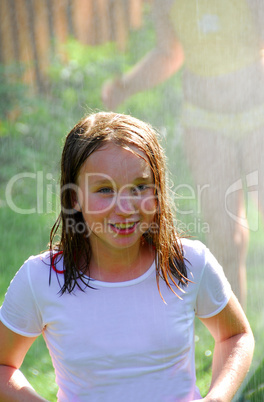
71, 191, 82, 212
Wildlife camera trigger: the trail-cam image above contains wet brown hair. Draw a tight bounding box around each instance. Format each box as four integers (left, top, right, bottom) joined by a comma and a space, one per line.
50, 112, 189, 297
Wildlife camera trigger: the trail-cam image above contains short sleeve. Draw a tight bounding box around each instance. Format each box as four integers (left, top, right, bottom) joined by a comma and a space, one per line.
195, 246, 232, 318
0, 260, 43, 337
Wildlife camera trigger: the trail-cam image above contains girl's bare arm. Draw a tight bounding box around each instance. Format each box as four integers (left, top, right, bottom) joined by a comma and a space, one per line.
0, 322, 48, 401
199, 294, 254, 402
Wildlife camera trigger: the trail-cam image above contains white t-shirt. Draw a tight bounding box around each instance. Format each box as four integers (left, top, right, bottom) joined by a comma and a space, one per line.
0, 239, 231, 402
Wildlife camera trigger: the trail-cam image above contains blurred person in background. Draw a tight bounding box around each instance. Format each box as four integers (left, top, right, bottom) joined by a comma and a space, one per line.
102, 0, 264, 309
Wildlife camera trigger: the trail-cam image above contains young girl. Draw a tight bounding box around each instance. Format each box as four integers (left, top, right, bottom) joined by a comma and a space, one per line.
0, 112, 254, 401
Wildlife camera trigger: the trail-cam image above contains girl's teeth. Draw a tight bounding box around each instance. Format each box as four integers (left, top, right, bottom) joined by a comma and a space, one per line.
114, 223, 135, 229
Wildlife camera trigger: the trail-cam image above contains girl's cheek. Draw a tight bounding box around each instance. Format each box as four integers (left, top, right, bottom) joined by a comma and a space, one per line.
140, 194, 158, 215
84, 197, 115, 215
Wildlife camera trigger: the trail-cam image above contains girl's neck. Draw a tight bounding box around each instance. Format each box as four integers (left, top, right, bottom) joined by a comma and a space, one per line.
88, 242, 155, 282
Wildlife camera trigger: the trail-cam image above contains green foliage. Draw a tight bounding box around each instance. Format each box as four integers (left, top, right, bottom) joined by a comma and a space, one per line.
0, 64, 27, 125
47, 39, 126, 113
238, 358, 264, 401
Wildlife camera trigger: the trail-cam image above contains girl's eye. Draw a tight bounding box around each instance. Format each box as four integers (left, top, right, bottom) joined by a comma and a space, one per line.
132, 184, 149, 194
137, 184, 148, 191
97, 187, 114, 194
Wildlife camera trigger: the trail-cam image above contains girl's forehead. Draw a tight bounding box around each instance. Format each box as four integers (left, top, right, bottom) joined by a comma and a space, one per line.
88, 142, 149, 164
78, 142, 152, 180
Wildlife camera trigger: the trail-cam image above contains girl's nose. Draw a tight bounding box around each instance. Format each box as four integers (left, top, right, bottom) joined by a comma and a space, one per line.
115, 192, 137, 216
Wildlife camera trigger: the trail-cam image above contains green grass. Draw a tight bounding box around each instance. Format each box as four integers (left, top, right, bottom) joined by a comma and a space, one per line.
238, 358, 264, 401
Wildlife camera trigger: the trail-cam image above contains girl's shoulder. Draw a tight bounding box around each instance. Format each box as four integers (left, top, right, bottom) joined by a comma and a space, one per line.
27, 249, 52, 264
179, 237, 222, 281
18, 249, 64, 284
25, 249, 63, 267
180, 237, 208, 264
1, 250, 63, 336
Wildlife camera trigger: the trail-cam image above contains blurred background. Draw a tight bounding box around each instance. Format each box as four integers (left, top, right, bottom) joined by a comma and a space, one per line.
0, 0, 263, 400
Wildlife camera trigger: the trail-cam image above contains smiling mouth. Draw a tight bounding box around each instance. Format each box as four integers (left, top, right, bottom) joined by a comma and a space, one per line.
111, 222, 137, 229
109, 222, 138, 233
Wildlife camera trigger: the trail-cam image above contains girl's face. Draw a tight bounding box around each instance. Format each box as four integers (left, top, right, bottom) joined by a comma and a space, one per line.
74, 143, 157, 256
